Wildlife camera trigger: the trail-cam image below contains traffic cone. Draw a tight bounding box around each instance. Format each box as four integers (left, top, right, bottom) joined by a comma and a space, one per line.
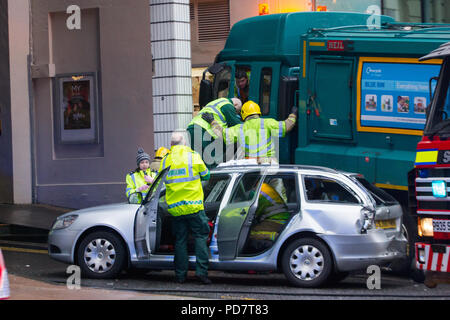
0, 249, 10, 300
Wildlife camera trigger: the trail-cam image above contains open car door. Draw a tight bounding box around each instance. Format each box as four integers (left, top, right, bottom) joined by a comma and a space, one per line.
217, 171, 265, 260
134, 167, 169, 259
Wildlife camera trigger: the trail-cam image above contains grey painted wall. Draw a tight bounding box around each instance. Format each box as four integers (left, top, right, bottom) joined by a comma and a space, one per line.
0, 0, 13, 204
31, 0, 154, 209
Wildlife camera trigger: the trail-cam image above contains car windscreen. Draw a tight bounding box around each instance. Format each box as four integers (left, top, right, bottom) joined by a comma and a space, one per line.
353, 176, 397, 206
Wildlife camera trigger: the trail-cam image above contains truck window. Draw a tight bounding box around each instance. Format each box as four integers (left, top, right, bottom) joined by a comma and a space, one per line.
235, 66, 251, 103
259, 68, 272, 115
213, 66, 232, 99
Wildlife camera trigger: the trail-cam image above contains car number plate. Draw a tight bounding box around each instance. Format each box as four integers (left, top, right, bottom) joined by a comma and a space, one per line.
376, 219, 396, 229
433, 219, 450, 233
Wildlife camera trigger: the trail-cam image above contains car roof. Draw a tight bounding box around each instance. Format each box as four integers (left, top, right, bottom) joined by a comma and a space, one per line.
211, 163, 360, 177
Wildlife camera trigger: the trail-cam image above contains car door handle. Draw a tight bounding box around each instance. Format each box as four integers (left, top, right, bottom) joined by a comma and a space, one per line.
240, 209, 246, 215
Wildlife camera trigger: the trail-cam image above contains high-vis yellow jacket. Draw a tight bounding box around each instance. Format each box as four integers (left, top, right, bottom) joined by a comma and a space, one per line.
125, 169, 157, 202
188, 98, 240, 139
159, 145, 210, 216
225, 118, 287, 158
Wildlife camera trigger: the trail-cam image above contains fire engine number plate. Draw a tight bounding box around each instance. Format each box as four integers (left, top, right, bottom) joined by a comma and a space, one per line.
375, 219, 396, 229
433, 219, 450, 233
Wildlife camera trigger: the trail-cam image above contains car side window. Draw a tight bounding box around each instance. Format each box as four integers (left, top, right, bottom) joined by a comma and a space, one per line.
262, 173, 299, 206
203, 174, 231, 203
303, 175, 361, 204
230, 173, 262, 203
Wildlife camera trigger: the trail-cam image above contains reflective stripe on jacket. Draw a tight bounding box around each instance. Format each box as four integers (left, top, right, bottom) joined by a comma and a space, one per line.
125, 169, 156, 201
189, 98, 232, 139
256, 183, 290, 221
160, 145, 209, 216
225, 118, 286, 158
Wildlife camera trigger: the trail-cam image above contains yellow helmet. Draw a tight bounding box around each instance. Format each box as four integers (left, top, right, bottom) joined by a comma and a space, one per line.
155, 147, 170, 159
241, 101, 261, 121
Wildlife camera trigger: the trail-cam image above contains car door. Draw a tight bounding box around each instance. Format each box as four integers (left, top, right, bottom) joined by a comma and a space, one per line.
134, 168, 169, 259
301, 174, 365, 234
217, 171, 265, 260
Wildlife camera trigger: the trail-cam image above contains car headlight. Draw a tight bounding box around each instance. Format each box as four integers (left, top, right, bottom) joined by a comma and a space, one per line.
52, 215, 78, 230
418, 217, 434, 237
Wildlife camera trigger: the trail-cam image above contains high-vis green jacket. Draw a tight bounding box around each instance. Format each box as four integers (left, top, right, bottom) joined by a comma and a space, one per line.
225, 117, 286, 158
160, 145, 210, 216
125, 169, 157, 202
188, 98, 241, 139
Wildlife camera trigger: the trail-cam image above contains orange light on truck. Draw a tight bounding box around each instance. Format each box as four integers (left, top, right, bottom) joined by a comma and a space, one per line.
259, 3, 269, 15
317, 6, 327, 12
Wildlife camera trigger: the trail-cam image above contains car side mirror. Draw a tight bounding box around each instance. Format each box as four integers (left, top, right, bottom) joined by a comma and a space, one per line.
199, 79, 213, 108
128, 193, 142, 204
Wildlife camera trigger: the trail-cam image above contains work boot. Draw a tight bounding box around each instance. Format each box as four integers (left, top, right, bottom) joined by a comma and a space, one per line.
196, 275, 212, 285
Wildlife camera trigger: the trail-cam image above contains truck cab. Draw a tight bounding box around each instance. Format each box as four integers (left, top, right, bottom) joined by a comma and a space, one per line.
199, 12, 450, 273
414, 42, 450, 287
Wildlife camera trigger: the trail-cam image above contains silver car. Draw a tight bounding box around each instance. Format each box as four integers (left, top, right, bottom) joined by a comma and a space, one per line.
48, 164, 407, 288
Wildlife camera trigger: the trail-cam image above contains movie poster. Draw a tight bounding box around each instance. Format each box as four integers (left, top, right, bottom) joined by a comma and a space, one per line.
57, 74, 97, 143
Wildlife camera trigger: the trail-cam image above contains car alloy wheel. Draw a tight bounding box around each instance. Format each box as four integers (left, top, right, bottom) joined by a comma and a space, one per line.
84, 238, 116, 273
282, 237, 333, 288
77, 231, 126, 279
289, 245, 324, 281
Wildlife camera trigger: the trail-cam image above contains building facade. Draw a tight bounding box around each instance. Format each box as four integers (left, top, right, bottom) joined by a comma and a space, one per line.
1, 0, 154, 209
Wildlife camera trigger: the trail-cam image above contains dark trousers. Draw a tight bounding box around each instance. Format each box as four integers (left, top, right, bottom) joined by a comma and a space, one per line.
171, 210, 210, 280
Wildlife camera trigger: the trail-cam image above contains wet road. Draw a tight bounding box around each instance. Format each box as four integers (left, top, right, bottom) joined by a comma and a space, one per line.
1, 224, 449, 300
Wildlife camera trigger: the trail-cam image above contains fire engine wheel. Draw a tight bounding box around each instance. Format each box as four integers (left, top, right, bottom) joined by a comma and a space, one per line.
77, 231, 127, 279
281, 237, 333, 288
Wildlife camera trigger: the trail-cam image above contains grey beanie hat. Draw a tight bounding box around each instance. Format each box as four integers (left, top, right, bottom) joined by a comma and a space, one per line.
136, 147, 151, 166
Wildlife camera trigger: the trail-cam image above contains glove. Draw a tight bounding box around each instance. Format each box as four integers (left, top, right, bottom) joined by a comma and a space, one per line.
137, 185, 149, 192
202, 112, 215, 124
144, 175, 154, 184
290, 106, 298, 116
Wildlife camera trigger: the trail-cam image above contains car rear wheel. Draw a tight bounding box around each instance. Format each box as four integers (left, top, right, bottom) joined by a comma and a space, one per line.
77, 231, 126, 279
281, 237, 333, 288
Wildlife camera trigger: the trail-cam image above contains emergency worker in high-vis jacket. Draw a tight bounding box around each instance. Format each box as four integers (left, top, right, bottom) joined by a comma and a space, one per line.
150, 147, 170, 173
126, 148, 157, 204
203, 101, 297, 163
187, 97, 242, 168
159, 130, 212, 285
250, 181, 290, 245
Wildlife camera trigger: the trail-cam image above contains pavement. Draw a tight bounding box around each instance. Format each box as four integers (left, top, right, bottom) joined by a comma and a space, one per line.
6, 274, 199, 300
0, 204, 71, 230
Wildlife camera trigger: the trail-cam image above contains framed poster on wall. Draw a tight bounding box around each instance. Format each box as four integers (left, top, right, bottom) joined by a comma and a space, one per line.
54, 73, 99, 144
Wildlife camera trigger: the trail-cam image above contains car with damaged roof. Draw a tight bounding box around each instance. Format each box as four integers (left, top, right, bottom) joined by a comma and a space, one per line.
48, 161, 407, 287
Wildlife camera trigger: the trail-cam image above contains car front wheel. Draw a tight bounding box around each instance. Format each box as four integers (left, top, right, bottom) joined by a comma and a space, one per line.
77, 231, 126, 279
281, 237, 333, 288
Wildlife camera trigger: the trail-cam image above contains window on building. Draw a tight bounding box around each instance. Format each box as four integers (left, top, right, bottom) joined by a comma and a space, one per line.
260, 68, 272, 115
